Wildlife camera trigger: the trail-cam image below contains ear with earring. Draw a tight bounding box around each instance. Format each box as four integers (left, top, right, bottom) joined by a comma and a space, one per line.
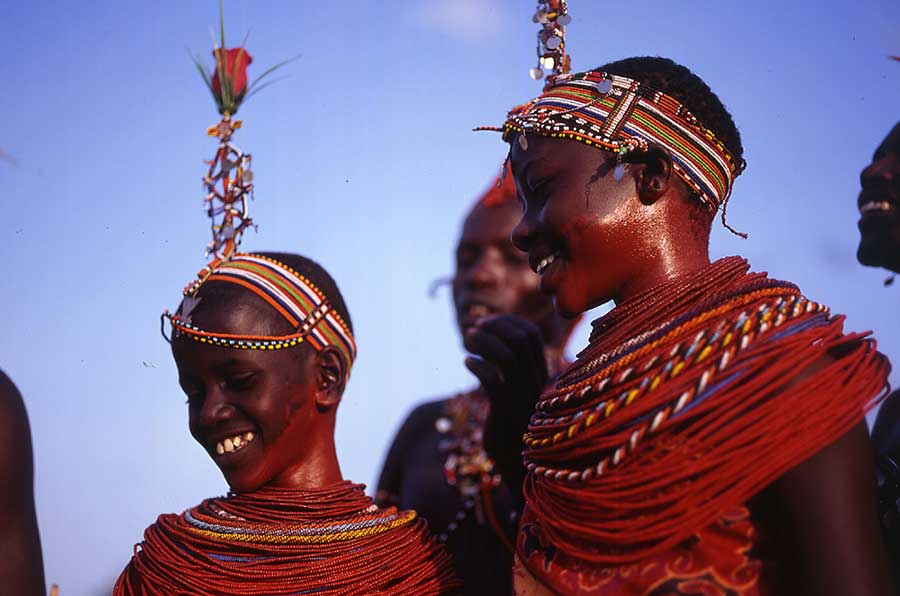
613, 138, 648, 182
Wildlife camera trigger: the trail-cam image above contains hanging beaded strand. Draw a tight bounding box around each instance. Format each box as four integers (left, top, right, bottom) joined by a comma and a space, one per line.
203, 113, 254, 266
529, 0, 571, 81
184, 7, 294, 295
433, 391, 514, 549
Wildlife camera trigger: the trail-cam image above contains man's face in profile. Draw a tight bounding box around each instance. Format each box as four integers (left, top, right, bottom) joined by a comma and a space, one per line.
857, 122, 900, 273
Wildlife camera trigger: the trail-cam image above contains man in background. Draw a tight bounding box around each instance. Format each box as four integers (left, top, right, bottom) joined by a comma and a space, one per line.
376, 168, 576, 594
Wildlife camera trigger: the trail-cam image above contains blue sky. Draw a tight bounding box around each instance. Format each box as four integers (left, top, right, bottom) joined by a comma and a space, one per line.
3, 1, 899, 592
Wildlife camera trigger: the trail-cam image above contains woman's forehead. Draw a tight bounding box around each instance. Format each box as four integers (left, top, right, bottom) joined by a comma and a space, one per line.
878, 122, 900, 156
462, 203, 520, 241
510, 136, 602, 174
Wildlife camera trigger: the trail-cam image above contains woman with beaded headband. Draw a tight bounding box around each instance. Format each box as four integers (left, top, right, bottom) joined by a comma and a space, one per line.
114, 14, 457, 595
376, 166, 579, 594
472, 49, 895, 595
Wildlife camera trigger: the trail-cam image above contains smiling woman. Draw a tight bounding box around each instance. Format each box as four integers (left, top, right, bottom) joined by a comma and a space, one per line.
476, 55, 895, 596
115, 252, 458, 595
173, 253, 354, 494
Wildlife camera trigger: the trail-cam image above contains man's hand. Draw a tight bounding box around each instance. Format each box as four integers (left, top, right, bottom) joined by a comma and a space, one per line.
463, 314, 548, 505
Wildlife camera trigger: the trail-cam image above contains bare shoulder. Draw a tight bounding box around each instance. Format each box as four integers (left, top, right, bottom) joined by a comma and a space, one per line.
0, 370, 34, 474
376, 396, 453, 506
0, 370, 29, 425
0, 371, 31, 464
402, 397, 449, 432
758, 422, 892, 595
749, 346, 893, 594
0, 370, 45, 596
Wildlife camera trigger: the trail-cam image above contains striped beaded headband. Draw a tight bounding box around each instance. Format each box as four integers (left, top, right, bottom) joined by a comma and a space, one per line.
482, 70, 745, 219
163, 253, 357, 370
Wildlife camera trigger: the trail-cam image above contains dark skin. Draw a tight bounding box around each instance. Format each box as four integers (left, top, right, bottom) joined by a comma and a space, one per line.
857, 121, 900, 467
456, 203, 574, 503
173, 288, 347, 493
377, 202, 573, 594
0, 371, 46, 596
856, 122, 900, 590
857, 121, 900, 273
467, 139, 712, 500
465, 134, 892, 594
453, 201, 570, 348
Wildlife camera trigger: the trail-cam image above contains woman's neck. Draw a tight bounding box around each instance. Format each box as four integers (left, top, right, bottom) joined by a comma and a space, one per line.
270, 439, 344, 490
615, 247, 711, 305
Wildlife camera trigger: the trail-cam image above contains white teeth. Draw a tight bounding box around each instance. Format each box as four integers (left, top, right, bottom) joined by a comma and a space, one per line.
468, 304, 490, 318
536, 254, 557, 275
860, 201, 894, 214
214, 432, 256, 456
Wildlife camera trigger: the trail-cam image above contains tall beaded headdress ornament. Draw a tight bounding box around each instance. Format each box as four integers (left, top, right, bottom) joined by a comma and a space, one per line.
478, 3, 747, 235
529, 1, 571, 81
161, 5, 356, 372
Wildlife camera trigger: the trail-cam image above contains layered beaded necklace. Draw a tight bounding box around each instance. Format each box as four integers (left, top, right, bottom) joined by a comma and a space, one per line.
520, 257, 889, 566
115, 481, 458, 595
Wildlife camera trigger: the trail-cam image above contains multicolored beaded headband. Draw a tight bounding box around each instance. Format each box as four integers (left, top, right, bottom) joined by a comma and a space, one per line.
162, 9, 355, 373
163, 253, 357, 368
479, 70, 746, 234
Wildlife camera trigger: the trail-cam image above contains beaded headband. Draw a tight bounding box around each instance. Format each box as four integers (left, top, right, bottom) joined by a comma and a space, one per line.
480, 70, 745, 223
163, 253, 357, 368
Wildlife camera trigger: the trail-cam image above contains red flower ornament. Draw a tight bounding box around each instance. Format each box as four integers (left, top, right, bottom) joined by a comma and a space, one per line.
212, 47, 253, 105
192, 5, 293, 117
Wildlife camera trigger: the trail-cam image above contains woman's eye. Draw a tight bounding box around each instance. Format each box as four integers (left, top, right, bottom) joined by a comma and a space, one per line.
505, 249, 530, 266
456, 248, 477, 267
529, 177, 554, 198
183, 390, 203, 406
225, 373, 256, 392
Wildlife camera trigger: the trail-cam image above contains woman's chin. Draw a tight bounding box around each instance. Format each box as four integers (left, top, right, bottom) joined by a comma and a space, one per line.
552, 291, 586, 320
226, 480, 263, 494
221, 469, 268, 493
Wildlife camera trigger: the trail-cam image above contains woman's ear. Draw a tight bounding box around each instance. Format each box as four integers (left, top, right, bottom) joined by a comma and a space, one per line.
314, 346, 347, 411
635, 144, 673, 205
